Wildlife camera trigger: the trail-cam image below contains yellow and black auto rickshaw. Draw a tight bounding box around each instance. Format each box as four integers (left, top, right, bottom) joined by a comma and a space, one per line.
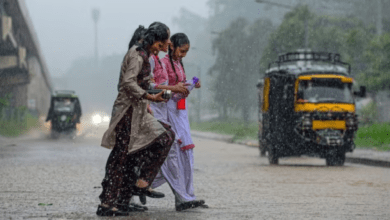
257, 51, 366, 166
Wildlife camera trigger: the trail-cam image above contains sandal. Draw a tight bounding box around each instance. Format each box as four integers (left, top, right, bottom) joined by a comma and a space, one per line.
139, 194, 147, 205
132, 179, 164, 205
117, 203, 145, 212
175, 200, 205, 212
200, 204, 209, 208
133, 187, 165, 199
130, 202, 148, 211
96, 205, 129, 216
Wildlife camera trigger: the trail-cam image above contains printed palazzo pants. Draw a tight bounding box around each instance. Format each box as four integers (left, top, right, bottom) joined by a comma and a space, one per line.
99, 107, 175, 207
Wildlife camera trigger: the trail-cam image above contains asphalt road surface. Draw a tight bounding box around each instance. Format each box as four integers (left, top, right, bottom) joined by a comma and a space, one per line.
0, 128, 389, 219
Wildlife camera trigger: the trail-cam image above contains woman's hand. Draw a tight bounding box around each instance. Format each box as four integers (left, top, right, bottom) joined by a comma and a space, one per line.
147, 104, 153, 115
195, 81, 201, 88
145, 90, 165, 103
173, 82, 189, 96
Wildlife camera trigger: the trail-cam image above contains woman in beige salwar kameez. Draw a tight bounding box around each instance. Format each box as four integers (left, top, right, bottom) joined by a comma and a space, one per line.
97, 22, 175, 217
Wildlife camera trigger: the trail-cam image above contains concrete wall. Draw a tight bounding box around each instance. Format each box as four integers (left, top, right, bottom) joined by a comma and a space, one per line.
26, 56, 51, 116
0, 83, 27, 108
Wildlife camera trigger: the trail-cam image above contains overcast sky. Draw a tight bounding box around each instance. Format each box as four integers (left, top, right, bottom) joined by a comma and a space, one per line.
25, 0, 209, 77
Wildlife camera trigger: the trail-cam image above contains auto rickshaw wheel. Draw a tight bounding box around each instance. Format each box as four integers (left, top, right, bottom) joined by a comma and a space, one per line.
268, 147, 279, 165
260, 149, 266, 157
50, 130, 59, 139
259, 140, 266, 157
325, 152, 346, 166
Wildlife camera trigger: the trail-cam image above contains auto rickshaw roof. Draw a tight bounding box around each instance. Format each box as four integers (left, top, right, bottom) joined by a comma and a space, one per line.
265, 51, 351, 76
52, 90, 79, 98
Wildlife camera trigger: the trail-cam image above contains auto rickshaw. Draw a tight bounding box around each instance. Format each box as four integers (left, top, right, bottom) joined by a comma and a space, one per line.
46, 90, 82, 139
257, 50, 366, 166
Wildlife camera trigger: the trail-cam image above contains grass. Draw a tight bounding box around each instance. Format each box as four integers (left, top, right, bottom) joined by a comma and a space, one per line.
355, 123, 390, 151
190, 119, 258, 141
0, 113, 39, 137
191, 120, 390, 151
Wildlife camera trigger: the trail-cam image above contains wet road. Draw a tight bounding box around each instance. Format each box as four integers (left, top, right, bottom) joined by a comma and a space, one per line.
0, 130, 389, 219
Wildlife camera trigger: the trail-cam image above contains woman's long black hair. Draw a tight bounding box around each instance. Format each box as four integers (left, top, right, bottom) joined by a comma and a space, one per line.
168, 33, 190, 82
128, 25, 147, 50
136, 22, 170, 55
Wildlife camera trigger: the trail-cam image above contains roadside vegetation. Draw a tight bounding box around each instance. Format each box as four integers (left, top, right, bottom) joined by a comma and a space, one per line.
355, 102, 390, 151
191, 119, 390, 151
355, 123, 390, 151
0, 95, 39, 137
190, 119, 258, 141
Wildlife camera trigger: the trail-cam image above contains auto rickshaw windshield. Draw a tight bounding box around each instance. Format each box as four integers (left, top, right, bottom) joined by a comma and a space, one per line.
54, 98, 76, 112
297, 79, 354, 104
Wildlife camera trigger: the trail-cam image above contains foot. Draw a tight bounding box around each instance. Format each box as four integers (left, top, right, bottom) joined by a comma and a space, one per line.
176, 200, 205, 212
139, 194, 147, 205
117, 203, 145, 212
96, 205, 129, 216
134, 187, 165, 205
136, 179, 149, 188
146, 188, 165, 198
200, 204, 209, 208
130, 202, 148, 211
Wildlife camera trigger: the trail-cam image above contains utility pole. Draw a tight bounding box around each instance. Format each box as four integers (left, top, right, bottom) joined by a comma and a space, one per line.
377, 0, 382, 36
92, 8, 100, 65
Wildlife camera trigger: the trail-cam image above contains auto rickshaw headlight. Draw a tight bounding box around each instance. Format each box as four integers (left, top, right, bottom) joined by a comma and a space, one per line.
92, 114, 102, 125
302, 114, 312, 129
345, 113, 356, 129
303, 118, 311, 126
61, 115, 67, 121
346, 118, 354, 126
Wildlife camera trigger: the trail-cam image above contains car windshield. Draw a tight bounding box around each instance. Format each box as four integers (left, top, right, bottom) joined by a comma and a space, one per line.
297, 79, 354, 103
54, 99, 75, 112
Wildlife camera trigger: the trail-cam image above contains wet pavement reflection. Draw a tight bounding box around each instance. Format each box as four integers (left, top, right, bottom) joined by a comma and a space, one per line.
0, 130, 389, 219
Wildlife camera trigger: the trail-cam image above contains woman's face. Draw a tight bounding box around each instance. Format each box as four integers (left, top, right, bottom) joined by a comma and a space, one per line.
150, 30, 171, 55
171, 44, 190, 61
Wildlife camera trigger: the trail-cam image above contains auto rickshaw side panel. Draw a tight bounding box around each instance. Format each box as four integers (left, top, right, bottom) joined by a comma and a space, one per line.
262, 73, 298, 157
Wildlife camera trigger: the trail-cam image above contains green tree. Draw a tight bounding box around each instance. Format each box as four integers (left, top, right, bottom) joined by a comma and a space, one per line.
357, 34, 390, 93
260, 5, 374, 78
209, 18, 274, 122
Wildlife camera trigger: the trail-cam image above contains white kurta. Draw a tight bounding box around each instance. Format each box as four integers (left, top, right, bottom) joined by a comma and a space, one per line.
149, 55, 196, 202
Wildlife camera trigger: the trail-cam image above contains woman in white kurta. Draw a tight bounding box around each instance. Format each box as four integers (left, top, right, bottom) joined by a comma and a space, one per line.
151, 33, 206, 211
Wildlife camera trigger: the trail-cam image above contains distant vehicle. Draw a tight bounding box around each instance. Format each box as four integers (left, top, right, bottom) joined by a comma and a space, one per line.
46, 90, 82, 139
90, 111, 110, 127
257, 50, 366, 166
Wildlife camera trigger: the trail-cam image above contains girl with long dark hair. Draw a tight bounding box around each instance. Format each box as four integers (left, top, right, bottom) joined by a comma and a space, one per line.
151, 33, 207, 211
97, 22, 175, 216
128, 25, 147, 50
148, 26, 189, 124
126, 23, 189, 207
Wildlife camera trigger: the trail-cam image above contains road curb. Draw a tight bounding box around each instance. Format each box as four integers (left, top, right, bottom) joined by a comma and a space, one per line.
345, 157, 390, 168
191, 130, 390, 168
